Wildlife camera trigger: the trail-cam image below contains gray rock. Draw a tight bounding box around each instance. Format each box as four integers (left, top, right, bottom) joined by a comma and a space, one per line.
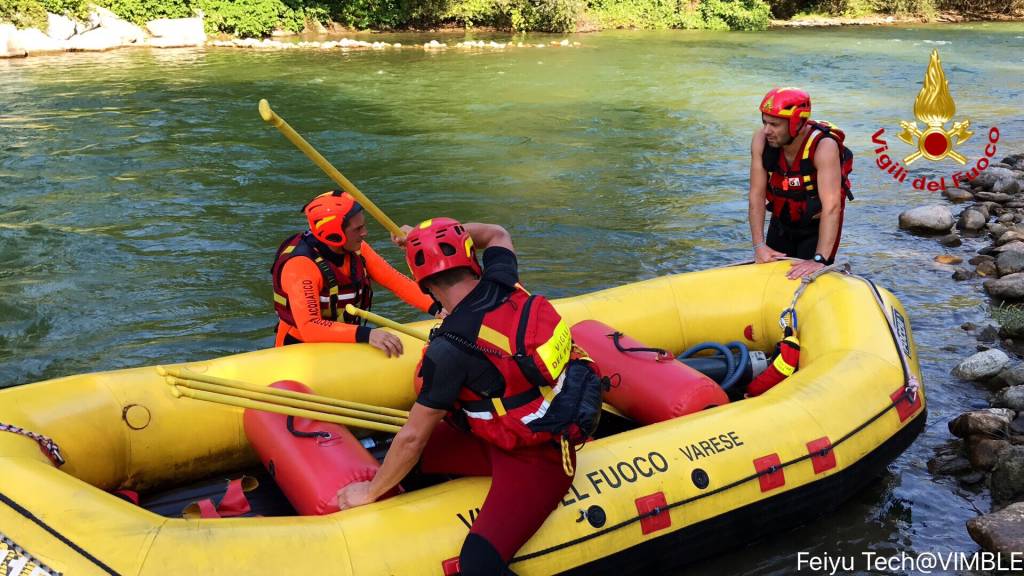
66, 27, 125, 51
994, 241, 1024, 254
976, 191, 1014, 203
968, 436, 1010, 470
995, 177, 1022, 196
938, 233, 962, 247
953, 267, 974, 281
992, 445, 1024, 503
1008, 201, 1024, 209
146, 15, 206, 47
979, 325, 1000, 343
995, 385, 1024, 411
971, 166, 1018, 191
1012, 414, 1024, 435
977, 259, 999, 277
8, 27, 65, 54
971, 254, 996, 266
944, 187, 974, 202
958, 209, 988, 232
989, 223, 1010, 239
1003, 154, 1024, 171
47, 12, 77, 41
949, 408, 1015, 438
985, 272, 1024, 299
967, 501, 1024, 552
959, 471, 986, 485
993, 364, 1024, 389
899, 205, 954, 234
1000, 213, 1017, 223
928, 453, 972, 475
0, 23, 25, 58
963, 322, 978, 331
997, 230, 1024, 246
998, 251, 1024, 276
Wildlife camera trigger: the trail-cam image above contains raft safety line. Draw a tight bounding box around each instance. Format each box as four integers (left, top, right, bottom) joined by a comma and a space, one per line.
513, 271, 920, 564
0, 492, 121, 576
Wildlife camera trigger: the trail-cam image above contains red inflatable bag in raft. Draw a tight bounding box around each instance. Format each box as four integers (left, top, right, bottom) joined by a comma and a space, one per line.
243, 380, 396, 516
570, 320, 729, 424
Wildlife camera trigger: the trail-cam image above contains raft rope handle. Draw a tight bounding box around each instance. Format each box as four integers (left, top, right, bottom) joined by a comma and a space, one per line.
512, 262, 924, 566
0, 422, 65, 467
609, 332, 672, 362
779, 260, 851, 334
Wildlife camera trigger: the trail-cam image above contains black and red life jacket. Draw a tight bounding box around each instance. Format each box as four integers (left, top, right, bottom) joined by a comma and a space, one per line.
431, 289, 601, 452
270, 232, 373, 328
763, 120, 854, 229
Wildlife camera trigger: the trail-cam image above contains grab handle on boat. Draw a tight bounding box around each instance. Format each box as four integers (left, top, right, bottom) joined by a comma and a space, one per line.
258, 98, 404, 238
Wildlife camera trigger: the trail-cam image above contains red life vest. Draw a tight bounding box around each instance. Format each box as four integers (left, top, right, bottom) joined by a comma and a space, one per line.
270, 232, 373, 329
763, 120, 854, 229
434, 290, 576, 451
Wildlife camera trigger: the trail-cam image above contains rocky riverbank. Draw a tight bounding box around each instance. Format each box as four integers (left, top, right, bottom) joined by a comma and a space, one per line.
900, 154, 1024, 554
0, 7, 581, 58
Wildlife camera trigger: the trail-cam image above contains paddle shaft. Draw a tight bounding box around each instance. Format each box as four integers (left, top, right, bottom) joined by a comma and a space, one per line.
158, 366, 409, 418
167, 376, 408, 426
170, 385, 402, 434
345, 305, 430, 342
258, 99, 403, 238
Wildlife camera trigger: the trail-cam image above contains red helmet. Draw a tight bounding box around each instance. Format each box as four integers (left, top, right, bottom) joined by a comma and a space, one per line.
405, 218, 481, 288
760, 88, 812, 138
303, 190, 363, 250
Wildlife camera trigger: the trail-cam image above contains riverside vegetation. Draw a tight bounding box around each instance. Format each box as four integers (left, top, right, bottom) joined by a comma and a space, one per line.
2, 0, 1022, 36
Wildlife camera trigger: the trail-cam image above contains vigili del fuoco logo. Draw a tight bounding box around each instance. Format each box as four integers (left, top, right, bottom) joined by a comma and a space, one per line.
872, 49, 1002, 192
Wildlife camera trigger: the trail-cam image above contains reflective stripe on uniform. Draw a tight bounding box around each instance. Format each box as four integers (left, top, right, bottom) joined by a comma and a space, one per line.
519, 372, 566, 425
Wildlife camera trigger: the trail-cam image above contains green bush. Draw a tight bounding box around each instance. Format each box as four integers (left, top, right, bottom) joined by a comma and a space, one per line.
95, 0, 192, 24
0, 0, 48, 28
587, 0, 689, 29
42, 0, 88, 19
699, 0, 770, 29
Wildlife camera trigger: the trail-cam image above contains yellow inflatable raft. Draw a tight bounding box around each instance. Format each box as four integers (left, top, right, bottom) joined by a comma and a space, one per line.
0, 261, 925, 576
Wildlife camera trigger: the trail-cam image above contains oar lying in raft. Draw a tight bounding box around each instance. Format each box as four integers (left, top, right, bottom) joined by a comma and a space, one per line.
158, 366, 407, 434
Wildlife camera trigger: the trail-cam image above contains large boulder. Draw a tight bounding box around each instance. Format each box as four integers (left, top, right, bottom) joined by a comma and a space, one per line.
957, 209, 987, 232
968, 502, 1024, 553
985, 273, 1024, 300
998, 251, 1024, 276
968, 436, 1010, 470
899, 205, 954, 234
975, 191, 1013, 203
1, 23, 26, 58
944, 187, 974, 202
994, 177, 1022, 196
8, 28, 64, 55
146, 15, 205, 47
991, 445, 1024, 504
1003, 154, 1024, 171
994, 385, 1024, 411
949, 408, 1015, 438
66, 27, 124, 51
96, 8, 145, 45
47, 12, 77, 41
992, 364, 1024, 389
953, 349, 1010, 381
971, 166, 1018, 191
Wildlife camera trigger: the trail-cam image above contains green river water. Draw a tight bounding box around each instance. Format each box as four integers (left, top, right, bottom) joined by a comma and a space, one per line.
2, 23, 1024, 574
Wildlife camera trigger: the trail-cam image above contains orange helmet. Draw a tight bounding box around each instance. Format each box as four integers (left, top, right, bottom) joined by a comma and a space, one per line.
303, 190, 363, 250
405, 218, 481, 289
760, 88, 811, 138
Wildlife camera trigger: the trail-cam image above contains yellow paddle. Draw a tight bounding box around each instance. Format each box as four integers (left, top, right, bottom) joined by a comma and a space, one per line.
345, 304, 430, 342
258, 98, 405, 238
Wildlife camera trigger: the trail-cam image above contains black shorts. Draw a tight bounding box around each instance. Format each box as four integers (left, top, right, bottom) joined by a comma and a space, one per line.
766, 218, 839, 262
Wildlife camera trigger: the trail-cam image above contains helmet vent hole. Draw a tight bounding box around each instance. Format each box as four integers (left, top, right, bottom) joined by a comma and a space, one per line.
454, 225, 464, 235
414, 251, 425, 266
326, 234, 343, 243
440, 243, 456, 256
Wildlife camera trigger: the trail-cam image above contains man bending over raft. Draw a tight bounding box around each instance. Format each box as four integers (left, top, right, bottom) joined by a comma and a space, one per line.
748, 87, 854, 279
337, 219, 602, 575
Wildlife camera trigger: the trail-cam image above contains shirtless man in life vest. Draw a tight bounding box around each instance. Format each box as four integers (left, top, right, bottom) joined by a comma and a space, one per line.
749, 88, 854, 280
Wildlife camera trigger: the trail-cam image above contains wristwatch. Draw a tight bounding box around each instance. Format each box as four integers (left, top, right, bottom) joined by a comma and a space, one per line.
812, 254, 827, 264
